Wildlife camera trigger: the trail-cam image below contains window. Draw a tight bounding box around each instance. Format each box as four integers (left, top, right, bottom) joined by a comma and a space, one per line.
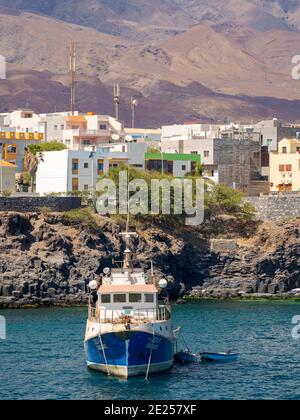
72, 159, 79, 174
282, 147, 287, 154
84, 184, 89, 191
129, 294, 142, 303
113, 294, 127, 303
61, 125, 64, 130
99, 124, 107, 130
54, 125, 58, 130
191, 151, 198, 155
267, 139, 273, 146
204, 150, 210, 158
98, 160, 104, 175
101, 294, 111, 304
182, 165, 186, 171
82, 140, 91, 146
286, 164, 292, 172
145, 294, 154, 303
65, 139, 71, 145
279, 164, 285, 172
7, 146, 16, 153
84, 162, 89, 169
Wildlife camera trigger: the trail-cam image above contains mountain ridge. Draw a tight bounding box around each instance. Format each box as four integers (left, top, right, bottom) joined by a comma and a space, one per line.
0, 1, 300, 125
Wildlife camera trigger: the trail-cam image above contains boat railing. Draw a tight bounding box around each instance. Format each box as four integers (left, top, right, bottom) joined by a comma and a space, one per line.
88, 305, 171, 324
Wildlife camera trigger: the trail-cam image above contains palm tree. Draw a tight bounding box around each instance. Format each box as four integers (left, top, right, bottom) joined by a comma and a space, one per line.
23, 148, 44, 192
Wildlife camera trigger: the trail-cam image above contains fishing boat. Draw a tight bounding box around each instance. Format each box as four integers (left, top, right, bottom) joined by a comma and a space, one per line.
200, 352, 239, 363
84, 228, 175, 378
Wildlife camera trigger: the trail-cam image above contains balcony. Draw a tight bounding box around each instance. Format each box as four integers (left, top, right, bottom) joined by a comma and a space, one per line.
0, 132, 43, 141
69, 128, 112, 137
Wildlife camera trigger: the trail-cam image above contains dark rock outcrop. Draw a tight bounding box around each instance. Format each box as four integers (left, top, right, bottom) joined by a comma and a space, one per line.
0, 212, 300, 308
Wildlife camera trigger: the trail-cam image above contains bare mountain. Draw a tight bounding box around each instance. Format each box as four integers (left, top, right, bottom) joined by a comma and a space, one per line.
3, 0, 300, 33
0, 0, 195, 40
0, 1, 300, 125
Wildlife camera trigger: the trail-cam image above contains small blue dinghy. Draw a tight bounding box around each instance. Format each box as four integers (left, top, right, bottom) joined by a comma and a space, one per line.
200, 352, 238, 363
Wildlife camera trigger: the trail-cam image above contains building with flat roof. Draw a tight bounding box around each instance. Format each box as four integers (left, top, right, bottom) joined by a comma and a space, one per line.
0, 131, 44, 172
62, 114, 123, 150
145, 152, 201, 177
270, 138, 300, 192
36, 143, 147, 195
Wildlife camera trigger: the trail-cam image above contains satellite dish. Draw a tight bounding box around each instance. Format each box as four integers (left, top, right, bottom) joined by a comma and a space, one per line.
112, 134, 120, 141
159, 279, 168, 289
103, 267, 111, 275
125, 135, 133, 142
88, 280, 98, 291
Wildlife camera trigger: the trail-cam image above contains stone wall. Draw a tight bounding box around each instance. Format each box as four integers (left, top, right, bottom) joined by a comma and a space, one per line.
246, 195, 300, 221
0, 196, 81, 212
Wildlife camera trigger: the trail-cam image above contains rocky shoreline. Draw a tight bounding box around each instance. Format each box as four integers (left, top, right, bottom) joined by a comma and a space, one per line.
0, 211, 300, 309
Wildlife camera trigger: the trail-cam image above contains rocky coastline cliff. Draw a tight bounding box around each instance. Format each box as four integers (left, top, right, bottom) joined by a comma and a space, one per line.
0, 211, 300, 308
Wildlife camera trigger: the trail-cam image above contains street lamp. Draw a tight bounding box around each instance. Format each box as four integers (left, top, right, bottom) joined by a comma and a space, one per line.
130, 97, 138, 129
114, 84, 120, 120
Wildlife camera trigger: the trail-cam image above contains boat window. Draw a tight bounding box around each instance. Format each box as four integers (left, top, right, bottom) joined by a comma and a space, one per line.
129, 293, 142, 303
113, 294, 127, 303
145, 294, 154, 303
101, 294, 111, 304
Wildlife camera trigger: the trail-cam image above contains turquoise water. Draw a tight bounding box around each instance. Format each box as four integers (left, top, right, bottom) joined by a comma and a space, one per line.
1, 301, 300, 400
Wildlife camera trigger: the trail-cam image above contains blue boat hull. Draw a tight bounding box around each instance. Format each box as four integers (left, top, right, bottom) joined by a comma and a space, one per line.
200, 353, 238, 363
84, 330, 174, 377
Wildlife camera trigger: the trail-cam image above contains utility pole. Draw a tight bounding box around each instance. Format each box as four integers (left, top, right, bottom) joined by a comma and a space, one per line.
70, 41, 76, 116
114, 84, 120, 120
130, 97, 138, 129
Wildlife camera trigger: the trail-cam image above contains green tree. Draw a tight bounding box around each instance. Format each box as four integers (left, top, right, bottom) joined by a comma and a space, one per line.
98, 166, 256, 231
28, 141, 67, 155
205, 183, 256, 223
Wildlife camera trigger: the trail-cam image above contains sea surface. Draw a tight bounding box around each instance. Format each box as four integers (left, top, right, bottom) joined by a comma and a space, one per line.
1, 301, 300, 400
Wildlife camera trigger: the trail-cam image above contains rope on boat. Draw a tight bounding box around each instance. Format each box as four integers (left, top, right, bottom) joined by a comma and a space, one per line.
145, 324, 155, 381
99, 325, 111, 376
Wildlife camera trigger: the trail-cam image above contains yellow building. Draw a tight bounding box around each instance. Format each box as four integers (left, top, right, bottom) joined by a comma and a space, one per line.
0, 131, 43, 172
270, 138, 300, 192
0, 160, 16, 193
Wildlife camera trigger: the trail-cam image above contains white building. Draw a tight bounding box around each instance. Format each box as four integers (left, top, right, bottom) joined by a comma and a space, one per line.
2, 110, 44, 134
161, 124, 219, 182
36, 150, 108, 195
61, 114, 124, 149
161, 123, 219, 142
39, 111, 80, 142
36, 143, 147, 195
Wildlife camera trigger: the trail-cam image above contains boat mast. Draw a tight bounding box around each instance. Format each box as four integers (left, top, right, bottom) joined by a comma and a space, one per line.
119, 212, 137, 272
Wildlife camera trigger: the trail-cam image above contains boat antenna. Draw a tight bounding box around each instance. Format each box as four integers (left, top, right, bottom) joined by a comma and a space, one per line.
119, 184, 137, 272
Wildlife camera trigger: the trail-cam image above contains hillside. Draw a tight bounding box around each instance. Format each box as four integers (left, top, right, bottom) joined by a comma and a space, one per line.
0, 1, 300, 124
